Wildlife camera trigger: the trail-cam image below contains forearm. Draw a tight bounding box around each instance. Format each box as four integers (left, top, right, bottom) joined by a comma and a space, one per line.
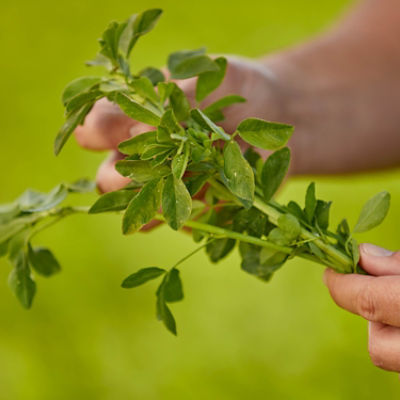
262, 0, 400, 174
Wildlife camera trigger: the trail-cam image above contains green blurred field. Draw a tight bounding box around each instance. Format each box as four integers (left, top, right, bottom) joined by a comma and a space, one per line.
1, 0, 400, 398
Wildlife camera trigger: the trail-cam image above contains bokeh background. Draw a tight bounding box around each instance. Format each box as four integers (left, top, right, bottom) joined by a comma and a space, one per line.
1, 0, 400, 398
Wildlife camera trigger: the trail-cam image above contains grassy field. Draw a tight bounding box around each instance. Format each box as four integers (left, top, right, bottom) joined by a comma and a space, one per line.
1, 0, 400, 398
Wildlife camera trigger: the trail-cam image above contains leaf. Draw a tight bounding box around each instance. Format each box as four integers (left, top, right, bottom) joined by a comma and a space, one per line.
223, 141, 255, 203
156, 293, 177, 335
195, 57, 227, 102
203, 94, 246, 118
287, 201, 306, 222
139, 67, 165, 85
261, 147, 290, 201
162, 175, 192, 230
122, 178, 163, 234
0, 217, 35, 245
353, 191, 391, 233
28, 245, 61, 277
54, 102, 93, 155
89, 190, 137, 213
62, 76, 102, 105
160, 108, 184, 135
118, 131, 157, 155
237, 118, 294, 150
277, 214, 301, 242
23, 184, 68, 212
0, 240, 9, 258
167, 48, 219, 79
115, 160, 170, 183
121, 267, 166, 288
305, 182, 316, 224
157, 82, 175, 104
268, 228, 291, 246
66, 178, 96, 193
8, 251, 36, 309
315, 200, 332, 230
130, 76, 159, 103
141, 145, 173, 160
169, 83, 190, 121
190, 109, 230, 141
99, 21, 127, 64
308, 242, 325, 260
122, 9, 163, 57
172, 144, 190, 179
163, 268, 184, 302
348, 238, 360, 270
110, 92, 161, 126
184, 174, 210, 196
65, 90, 103, 114
206, 238, 236, 262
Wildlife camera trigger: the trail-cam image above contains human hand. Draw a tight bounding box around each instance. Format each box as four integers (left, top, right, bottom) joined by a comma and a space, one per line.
74, 56, 285, 193
324, 243, 400, 372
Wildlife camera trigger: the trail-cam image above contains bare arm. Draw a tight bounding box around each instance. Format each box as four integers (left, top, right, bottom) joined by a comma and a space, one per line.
264, 0, 400, 174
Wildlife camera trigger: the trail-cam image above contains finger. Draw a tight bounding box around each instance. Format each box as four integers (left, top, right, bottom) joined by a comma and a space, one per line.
359, 243, 400, 276
324, 268, 400, 327
96, 151, 131, 193
75, 98, 136, 151
368, 321, 400, 372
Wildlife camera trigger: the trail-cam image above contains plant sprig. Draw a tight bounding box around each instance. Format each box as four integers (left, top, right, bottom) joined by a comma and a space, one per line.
0, 9, 391, 335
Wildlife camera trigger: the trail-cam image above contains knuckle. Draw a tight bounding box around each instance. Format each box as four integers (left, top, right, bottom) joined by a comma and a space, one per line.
356, 284, 379, 320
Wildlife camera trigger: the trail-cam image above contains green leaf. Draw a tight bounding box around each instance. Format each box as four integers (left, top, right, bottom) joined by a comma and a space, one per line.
99, 21, 126, 64
0, 217, 35, 245
65, 90, 103, 114
172, 144, 190, 180
54, 102, 93, 155
353, 191, 391, 233
268, 228, 291, 246
184, 174, 210, 196
160, 108, 184, 135
348, 238, 360, 270
8, 251, 36, 309
122, 178, 163, 234
28, 245, 61, 277
287, 201, 306, 222
122, 9, 163, 57
203, 94, 246, 119
0, 240, 9, 258
305, 182, 316, 224
118, 131, 157, 155
89, 190, 137, 213
141, 145, 174, 160
110, 92, 161, 126
62, 76, 102, 106
277, 214, 301, 242
66, 178, 96, 193
223, 141, 255, 203
169, 83, 190, 121
190, 109, 230, 141
131, 76, 159, 103
139, 67, 165, 85
115, 160, 170, 183
206, 238, 236, 262
308, 242, 325, 260
261, 147, 290, 201
163, 268, 184, 302
162, 175, 192, 230
23, 184, 68, 212
0, 202, 20, 224
156, 293, 177, 335
315, 200, 332, 230
195, 57, 227, 102
167, 48, 219, 79
237, 118, 294, 150
121, 267, 166, 288
157, 82, 175, 104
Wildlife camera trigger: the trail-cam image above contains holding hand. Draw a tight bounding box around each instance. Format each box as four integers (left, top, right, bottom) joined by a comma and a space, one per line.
324, 244, 400, 372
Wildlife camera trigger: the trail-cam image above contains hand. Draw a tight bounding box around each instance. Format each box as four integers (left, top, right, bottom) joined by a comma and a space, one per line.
74, 56, 285, 193
324, 243, 400, 372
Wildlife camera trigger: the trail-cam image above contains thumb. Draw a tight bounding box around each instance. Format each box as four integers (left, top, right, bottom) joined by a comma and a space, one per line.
359, 243, 400, 276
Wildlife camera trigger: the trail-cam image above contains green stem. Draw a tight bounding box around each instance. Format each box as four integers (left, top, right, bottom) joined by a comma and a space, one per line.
208, 178, 353, 273
172, 238, 216, 269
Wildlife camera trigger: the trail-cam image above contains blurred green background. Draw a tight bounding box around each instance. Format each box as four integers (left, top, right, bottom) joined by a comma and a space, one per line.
1, 0, 400, 398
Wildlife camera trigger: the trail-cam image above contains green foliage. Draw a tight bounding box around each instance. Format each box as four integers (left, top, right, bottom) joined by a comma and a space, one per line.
0, 9, 392, 335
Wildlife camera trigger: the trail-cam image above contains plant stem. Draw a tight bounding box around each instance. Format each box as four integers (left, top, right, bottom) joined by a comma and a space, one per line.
208, 178, 353, 273
172, 239, 216, 269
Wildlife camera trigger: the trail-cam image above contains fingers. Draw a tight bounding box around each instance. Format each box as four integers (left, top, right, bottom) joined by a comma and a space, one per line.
324, 268, 400, 327
75, 98, 136, 150
368, 321, 400, 372
359, 243, 400, 276
96, 151, 131, 193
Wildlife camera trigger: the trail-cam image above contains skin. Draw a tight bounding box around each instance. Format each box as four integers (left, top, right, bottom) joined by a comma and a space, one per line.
75, 0, 400, 372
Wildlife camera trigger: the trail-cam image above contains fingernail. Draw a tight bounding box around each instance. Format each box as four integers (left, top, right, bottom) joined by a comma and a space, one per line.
361, 243, 393, 257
